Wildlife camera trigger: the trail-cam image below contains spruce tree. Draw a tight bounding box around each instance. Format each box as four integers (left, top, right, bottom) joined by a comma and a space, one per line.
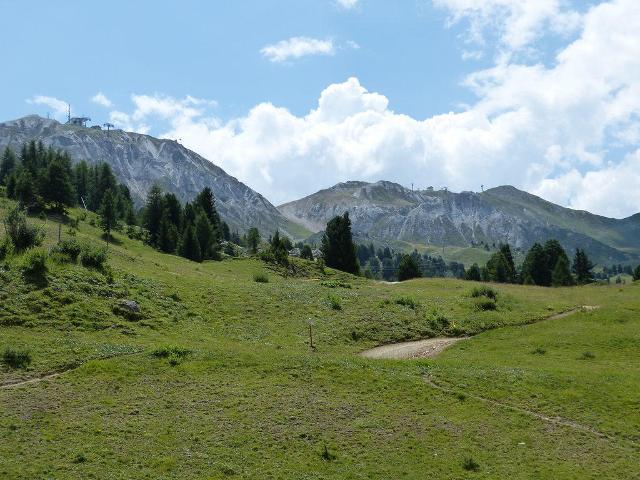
633, 265, 640, 281
247, 227, 260, 253
544, 240, 569, 277
397, 254, 421, 281
522, 243, 549, 286
465, 263, 482, 281
163, 193, 183, 230
195, 213, 215, 259
195, 187, 221, 240
43, 157, 75, 214
158, 215, 178, 253
179, 223, 202, 262
74, 161, 89, 207
143, 185, 164, 247
572, 248, 594, 284
6, 174, 17, 199
0, 147, 16, 185
99, 189, 118, 240
498, 243, 516, 282
15, 169, 35, 206
321, 212, 359, 275
300, 244, 314, 260
551, 256, 574, 287
486, 251, 510, 283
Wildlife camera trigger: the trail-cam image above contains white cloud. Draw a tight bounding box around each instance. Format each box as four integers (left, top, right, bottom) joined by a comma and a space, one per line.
335, 0, 359, 9
91, 92, 113, 108
27, 95, 68, 119
261, 37, 335, 63
108, 0, 640, 218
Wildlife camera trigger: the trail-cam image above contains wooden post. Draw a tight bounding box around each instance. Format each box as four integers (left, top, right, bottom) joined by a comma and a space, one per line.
309, 324, 314, 350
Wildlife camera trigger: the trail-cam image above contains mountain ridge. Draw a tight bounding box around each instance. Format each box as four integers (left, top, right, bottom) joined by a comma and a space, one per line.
0, 115, 309, 238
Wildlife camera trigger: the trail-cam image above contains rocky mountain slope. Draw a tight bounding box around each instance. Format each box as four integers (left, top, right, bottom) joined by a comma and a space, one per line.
0, 115, 309, 238
279, 181, 640, 264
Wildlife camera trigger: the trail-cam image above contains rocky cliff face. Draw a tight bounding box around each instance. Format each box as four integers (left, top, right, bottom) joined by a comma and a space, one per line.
0, 115, 308, 238
279, 181, 640, 264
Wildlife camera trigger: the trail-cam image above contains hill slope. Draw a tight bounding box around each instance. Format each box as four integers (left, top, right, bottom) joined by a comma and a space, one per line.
0, 115, 309, 238
279, 181, 640, 264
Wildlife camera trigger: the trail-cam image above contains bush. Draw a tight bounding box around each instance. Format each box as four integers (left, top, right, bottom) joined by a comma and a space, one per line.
2, 348, 32, 369
531, 347, 546, 355
253, 272, 269, 283
52, 238, 82, 263
80, 244, 108, 269
473, 297, 497, 311
20, 248, 48, 277
470, 285, 499, 301
427, 310, 451, 332
320, 280, 351, 289
3, 206, 43, 252
580, 351, 595, 360
328, 294, 342, 310
0, 236, 12, 260
152, 345, 191, 366
463, 457, 480, 472
395, 296, 418, 309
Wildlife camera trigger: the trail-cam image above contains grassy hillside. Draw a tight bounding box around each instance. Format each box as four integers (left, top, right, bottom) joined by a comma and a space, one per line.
1, 198, 639, 478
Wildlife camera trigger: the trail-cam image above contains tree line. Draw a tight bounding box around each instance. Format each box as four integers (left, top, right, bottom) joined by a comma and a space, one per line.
0, 142, 134, 223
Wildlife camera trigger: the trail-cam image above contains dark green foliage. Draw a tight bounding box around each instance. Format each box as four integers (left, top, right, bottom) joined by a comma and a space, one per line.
263, 230, 289, 265
465, 263, 481, 281
0, 147, 17, 185
158, 216, 179, 253
463, 457, 480, 472
321, 444, 336, 462
580, 351, 595, 360
52, 238, 82, 262
328, 294, 342, 310
98, 189, 118, 239
20, 248, 48, 277
532, 347, 547, 355
195, 213, 216, 259
15, 169, 35, 206
551, 255, 574, 287
143, 185, 164, 247
321, 213, 359, 275
300, 244, 314, 260
80, 244, 108, 269
485, 251, 511, 283
152, 345, 192, 358
179, 223, 202, 262
2, 348, 32, 369
247, 227, 260, 254
253, 273, 269, 283
3, 205, 43, 251
0, 236, 12, 260
473, 297, 497, 311
522, 242, 549, 286
395, 296, 418, 309
572, 248, 594, 285
499, 243, 516, 281
470, 285, 498, 301
6, 173, 17, 199
42, 155, 75, 213
397, 254, 421, 281
634, 265, 640, 281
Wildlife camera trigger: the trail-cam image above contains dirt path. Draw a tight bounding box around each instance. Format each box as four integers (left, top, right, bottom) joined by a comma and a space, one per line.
359, 305, 598, 360
360, 337, 467, 359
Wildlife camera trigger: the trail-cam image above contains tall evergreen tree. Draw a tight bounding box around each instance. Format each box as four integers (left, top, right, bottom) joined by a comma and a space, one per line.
74, 161, 89, 207
397, 254, 421, 281
247, 227, 260, 253
195, 213, 215, 259
465, 263, 482, 281
99, 189, 118, 240
498, 243, 516, 282
195, 187, 221, 238
179, 223, 202, 262
522, 242, 549, 286
633, 265, 640, 281
15, 169, 35, 207
551, 255, 574, 287
42, 157, 75, 214
321, 212, 359, 275
6, 173, 17, 199
486, 251, 510, 283
0, 147, 17, 185
163, 192, 183, 230
544, 240, 569, 277
158, 215, 178, 253
143, 185, 164, 247
572, 248, 594, 284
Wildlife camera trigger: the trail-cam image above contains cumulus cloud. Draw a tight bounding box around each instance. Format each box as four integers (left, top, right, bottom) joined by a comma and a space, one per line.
91, 92, 113, 108
108, 0, 640, 218
335, 0, 359, 9
27, 95, 68, 119
261, 37, 335, 63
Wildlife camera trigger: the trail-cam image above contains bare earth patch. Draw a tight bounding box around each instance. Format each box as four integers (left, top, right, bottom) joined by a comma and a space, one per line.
359, 337, 467, 360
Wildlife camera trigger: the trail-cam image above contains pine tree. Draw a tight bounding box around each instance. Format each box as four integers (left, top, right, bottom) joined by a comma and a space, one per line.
300, 244, 314, 260
522, 243, 549, 286
195, 187, 221, 240
195, 213, 215, 259
43, 157, 75, 214
6, 174, 17, 199
551, 256, 574, 287
158, 215, 178, 253
179, 223, 202, 262
143, 185, 164, 247
572, 248, 594, 285
163, 193, 183, 230
247, 227, 260, 254
74, 161, 89, 207
486, 251, 510, 283
15, 169, 35, 207
633, 265, 640, 281
397, 254, 421, 281
465, 263, 482, 281
0, 147, 17, 185
99, 189, 118, 240
498, 243, 516, 282
544, 240, 569, 275
321, 212, 359, 275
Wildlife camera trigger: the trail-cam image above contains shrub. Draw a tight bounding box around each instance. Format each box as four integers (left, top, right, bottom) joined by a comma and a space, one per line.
427, 310, 451, 332
253, 273, 269, 283
473, 297, 497, 311
80, 244, 108, 269
321, 443, 336, 462
320, 280, 351, 289
3, 206, 43, 252
20, 248, 48, 277
395, 296, 418, 309
580, 351, 595, 360
470, 285, 499, 301
0, 236, 12, 260
52, 238, 81, 262
2, 348, 32, 369
531, 347, 547, 355
328, 294, 342, 310
463, 457, 480, 472
152, 345, 191, 359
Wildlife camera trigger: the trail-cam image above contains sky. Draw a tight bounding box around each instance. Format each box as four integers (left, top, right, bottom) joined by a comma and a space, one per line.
1, 0, 640, 218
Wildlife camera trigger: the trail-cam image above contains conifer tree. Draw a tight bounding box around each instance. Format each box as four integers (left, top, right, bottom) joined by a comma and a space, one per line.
572, 248, 594, 284
143, 185, 164, 247
397, 254, 421, 281
99, 189, 118, 240
6, 174, 17, 199
179, 223, 202, 262
486, 251, 510, 283
633, 265, 640, 281
158, 215, 178, 253
522, 243, 549, 286
74, 161, 89, 207
43, 157, 75, 214
15, 169, 35, 207
247, 227, 260, 253
551, 256, 574, 287
465, 263, 482, 281
0, 147, 17, 185
321, 212, 359, 275
195, 213, 215, 259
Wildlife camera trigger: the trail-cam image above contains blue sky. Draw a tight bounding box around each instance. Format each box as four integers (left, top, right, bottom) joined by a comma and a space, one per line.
2, 0, 640, 218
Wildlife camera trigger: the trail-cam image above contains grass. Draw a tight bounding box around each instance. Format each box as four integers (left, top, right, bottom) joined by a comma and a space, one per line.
0, 197, 639, 478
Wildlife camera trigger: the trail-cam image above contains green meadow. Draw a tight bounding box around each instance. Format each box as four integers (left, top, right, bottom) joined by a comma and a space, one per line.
1, 200, 639, 479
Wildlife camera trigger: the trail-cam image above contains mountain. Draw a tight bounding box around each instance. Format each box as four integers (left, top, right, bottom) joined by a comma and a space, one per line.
0, 115, 309, 238
278, 180, 640, 265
